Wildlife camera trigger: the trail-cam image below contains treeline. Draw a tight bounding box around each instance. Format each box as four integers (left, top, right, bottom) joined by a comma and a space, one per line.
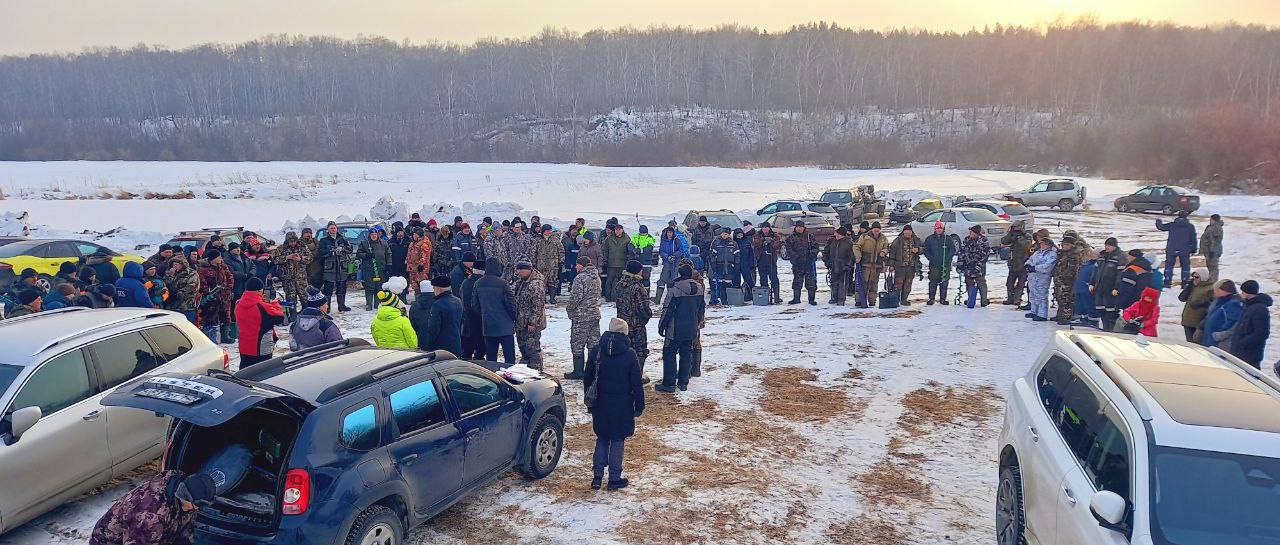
0, 21, 1278, 191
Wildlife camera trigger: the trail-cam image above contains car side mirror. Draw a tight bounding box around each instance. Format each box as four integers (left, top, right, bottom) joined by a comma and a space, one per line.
1089, 490, 1127, 532
10, 406, 42, 441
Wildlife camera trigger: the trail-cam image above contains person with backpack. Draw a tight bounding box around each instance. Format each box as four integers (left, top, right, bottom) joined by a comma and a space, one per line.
289, 287, 343, 350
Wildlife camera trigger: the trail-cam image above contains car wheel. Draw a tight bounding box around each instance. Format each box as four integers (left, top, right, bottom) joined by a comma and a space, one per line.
520, 413, 564, 479
996, 465, 1028, 545
344, 505, 402, 545
1116, 202, 1129, 213
1057, 199, 1075, 212
36, 274, 53, 292
1162, 205, 1175, 215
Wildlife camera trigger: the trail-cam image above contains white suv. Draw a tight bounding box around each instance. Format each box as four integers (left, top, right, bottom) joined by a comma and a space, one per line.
997, 331, 1280, 545
0, 307, 227, 534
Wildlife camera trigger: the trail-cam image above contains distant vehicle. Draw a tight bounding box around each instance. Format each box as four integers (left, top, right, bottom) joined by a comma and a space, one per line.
0, 307, 227, 535
682, 210, 744, 232
907, 207, 1010, 251
958, 200, 1035, 230
767, 211, 835, 255
911, 199, 944, 218
820, 185, 886, 225
887, 201, 915, 225
334, 221, 386, 246
164, 227, 248, 257
103, 340, 566, 545
744, 200, 840, 227
997, 331, 1280, 545
0, 236, 25, 248
1003, 178, 1087, 211
1113, 185, 1201, 215
0, 239, 144, 289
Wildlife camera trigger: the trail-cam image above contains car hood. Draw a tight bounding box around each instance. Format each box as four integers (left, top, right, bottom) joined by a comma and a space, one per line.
102, 371, 309, 427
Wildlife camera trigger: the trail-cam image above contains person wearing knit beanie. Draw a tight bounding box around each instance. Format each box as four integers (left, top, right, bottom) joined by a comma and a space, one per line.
1241, 280, 1260, 295
370, 287, 416, 349
625, 260, 643, 275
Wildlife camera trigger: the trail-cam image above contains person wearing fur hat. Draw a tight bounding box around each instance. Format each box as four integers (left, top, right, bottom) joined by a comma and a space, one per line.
370, 277, 417, 349
289, 287, 343, 350
512, 261, 547, 369
584, 317, 645, 491
410, 276, 463, 356
234, 276, 285, 367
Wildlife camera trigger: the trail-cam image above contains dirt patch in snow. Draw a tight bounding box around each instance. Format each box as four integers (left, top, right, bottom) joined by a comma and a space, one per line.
897, 382, 1003, 437
760, 367, 857, 422
854, 459, 932, 507
831, 309, 923, 319
426, 502, 531, 543
842, 368, 865, 380
826, 517, 910, 545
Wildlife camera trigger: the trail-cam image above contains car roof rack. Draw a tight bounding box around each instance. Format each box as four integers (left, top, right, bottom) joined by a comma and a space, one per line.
200, 226, 244, 231
33, 310, 170, 356
1208, 347, 1280, 397
1068, 334, 1155, 420
315, 349, 456, 403
235, 338, 372, 381
0, 306, 90, 328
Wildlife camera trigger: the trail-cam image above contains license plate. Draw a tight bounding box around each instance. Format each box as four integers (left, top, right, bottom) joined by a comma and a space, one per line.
987, 228, 1005, 234
137, 388, 203, 405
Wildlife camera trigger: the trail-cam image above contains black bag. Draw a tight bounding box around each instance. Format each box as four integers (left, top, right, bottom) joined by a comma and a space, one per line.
878, 268, 900, 309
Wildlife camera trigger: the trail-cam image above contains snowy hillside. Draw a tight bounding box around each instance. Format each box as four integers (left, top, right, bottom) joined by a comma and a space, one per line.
1, 162, 1277, 545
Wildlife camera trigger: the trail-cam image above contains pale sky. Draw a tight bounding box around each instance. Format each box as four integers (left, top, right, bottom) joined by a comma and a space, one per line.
1, 0, 1277, 55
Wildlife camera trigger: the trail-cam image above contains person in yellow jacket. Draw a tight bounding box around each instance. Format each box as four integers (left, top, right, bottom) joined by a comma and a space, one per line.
370, 276, 418, 348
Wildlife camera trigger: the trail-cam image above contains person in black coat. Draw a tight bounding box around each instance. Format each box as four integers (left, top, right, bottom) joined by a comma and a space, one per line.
1115, 250, 1153, 311
1089, 238, 1125, 330
388, 227, 410, 281
657, 263, 705, 392
584, 319, 645, 490
1229, 280, 1272, 369
458, 259, 485, 359
411, 276, 464, 356
470, 257, 517, 364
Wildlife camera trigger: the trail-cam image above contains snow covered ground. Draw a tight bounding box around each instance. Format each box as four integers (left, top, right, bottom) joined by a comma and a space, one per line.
1, 162, 1277, 545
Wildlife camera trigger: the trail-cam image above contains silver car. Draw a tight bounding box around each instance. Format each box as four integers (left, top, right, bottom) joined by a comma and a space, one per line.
1002, 178, 1086, 211
0, 307, 226, 534
957, 199, 1034, 230
908, 207, 1011, 249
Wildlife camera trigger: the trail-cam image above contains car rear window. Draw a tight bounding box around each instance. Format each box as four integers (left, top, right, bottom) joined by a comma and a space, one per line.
806, 203, 837, 214
1002, 203, 1030, 215
91, 332, 165, 389
147, 325, 193, 362
962, 209, 1000, 222
341, 404, 379, 450
0, 364, 22, 399
821, 192, 852, 204
704, 215, 740, 229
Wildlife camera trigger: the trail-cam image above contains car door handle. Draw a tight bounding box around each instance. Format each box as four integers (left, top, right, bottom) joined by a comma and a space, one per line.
1026, 425, 1039, 442
401, 454, 419, 465
1062, 486, 1077, 506
83, 409, 103, 421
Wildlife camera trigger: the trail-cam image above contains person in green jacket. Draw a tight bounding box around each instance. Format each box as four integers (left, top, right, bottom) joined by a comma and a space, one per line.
370, 278, 418, 348
1178, 267, 1215, 342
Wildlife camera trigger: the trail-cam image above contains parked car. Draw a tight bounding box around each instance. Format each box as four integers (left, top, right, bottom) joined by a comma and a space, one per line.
1113, 185, 1201, 215
996, 331, 1280, 545
819, 185, 886, 225
907, 207, 1010, 250
1003, 178, 1087, 211
682, 209, 744, 232
911, 198, 944, 218
0, 307, 227, 535
334, 221, 386, 246
744, 200, 840, 227
164, 227, 249, 257
0, 236, 25, 248
957, 200, 1034, 230
767, 211, 835, 256
0, 239, 145, 289
102, 339, 566, 545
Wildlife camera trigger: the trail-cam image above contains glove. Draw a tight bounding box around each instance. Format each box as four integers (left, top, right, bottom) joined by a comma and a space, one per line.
1024, 264, 1034, 273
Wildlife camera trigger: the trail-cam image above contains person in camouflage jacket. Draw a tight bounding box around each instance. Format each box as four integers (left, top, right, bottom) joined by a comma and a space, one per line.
299, 228, 321, 289
564, 256, 602, 379
615, 261, 653, 381
1000, 222, 1033, 306
511, 263, 547, 369
887, 225, 922, 305
430, 226, 455, 280
484, 226, 509, 272
196, 251, 235, 341
784, 222, 819, 305
534, 226, 565, 301
406, 228, 434, 297
957, 226, 990, 307
271, 232, 313, 311
1052, 233, 1085, 324
89, 470, 212, 545
163, 255, 201, 319
854, 223, 891, 306
503, 224, 535, 278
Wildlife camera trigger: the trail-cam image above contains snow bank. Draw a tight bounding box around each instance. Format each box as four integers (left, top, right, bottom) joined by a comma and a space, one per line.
0, 211, 167, 252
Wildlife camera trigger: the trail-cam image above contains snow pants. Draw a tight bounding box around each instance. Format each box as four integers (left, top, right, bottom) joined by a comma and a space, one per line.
757, 259, 780, 302
1164, 251, 1191, 287
1028, 273, 1052, 318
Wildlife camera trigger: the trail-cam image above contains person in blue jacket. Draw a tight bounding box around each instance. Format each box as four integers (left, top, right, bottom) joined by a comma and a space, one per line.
1201, 279, 1243, 349
655, 226, 688, 304
1073, 258, 1100, 328
114, 261, 154, 308
1156, 212, 1197, 288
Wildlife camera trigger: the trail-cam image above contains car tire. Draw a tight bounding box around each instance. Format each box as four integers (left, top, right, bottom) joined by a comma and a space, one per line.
343, 505, 402, 545
1057, 199, 1076, 212
1162, 205, 1175, 215
35, 274, 53, 292
1116, 202, 1129, 213
519, 413, 564, 480
996, 464, 1028, 545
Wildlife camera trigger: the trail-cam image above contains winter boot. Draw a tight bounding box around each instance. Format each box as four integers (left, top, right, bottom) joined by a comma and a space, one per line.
591, 475, 603, 490
788, 290, 801, 305
691, 349, 702, 377
809, 292, 818, 306
564, 350, 586, 380
927, 298, 935, 305
639, 354, 651, 384
607, 478, 630, 490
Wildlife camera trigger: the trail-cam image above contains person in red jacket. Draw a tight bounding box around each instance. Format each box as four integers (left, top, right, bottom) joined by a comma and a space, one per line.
235, 277, 285, 367
1121, 286, 1161, 337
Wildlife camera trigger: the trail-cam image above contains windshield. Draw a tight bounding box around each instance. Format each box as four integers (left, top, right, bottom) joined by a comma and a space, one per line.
339, 227, 369, 241
820, 192, 852, 204
165, 238, 204, 252
0, 241, 42, 258
0, 364, 21, 398
961, 209, 1000, 222
703, 215, 739, 229
806, 203, 837, 214
1151, 446, 1280, 545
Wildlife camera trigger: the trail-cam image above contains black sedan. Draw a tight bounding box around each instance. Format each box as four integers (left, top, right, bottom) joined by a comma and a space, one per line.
1114, 185, 1200, 215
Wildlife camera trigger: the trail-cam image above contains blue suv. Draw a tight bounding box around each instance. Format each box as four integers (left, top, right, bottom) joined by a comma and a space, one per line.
102, 339, 566, 545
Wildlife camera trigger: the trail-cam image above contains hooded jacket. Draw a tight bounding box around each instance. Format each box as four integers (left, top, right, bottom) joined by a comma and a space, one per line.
235, 290, 285, 357
1116, 257, 1153, 310
584, 331, 645, 440
87, 251, 121, 286
1201, 294, 1243, 349
289, 307, 343, 350
1229, 293, 1272, 365
1121, 287, 1161, 337
114, 262, 153, 308
371, 303, 417, 349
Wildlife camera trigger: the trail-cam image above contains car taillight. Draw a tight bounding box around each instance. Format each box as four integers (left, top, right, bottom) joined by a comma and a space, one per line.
1180, 197, 1189, 203
222, 349, 230, 371
0, 262, 11, 270
998, 213, 1010, 219
282, 469, 310, 515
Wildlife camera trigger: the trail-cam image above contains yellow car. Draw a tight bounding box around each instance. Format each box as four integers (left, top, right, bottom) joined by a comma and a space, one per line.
0, 239, 145, 288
